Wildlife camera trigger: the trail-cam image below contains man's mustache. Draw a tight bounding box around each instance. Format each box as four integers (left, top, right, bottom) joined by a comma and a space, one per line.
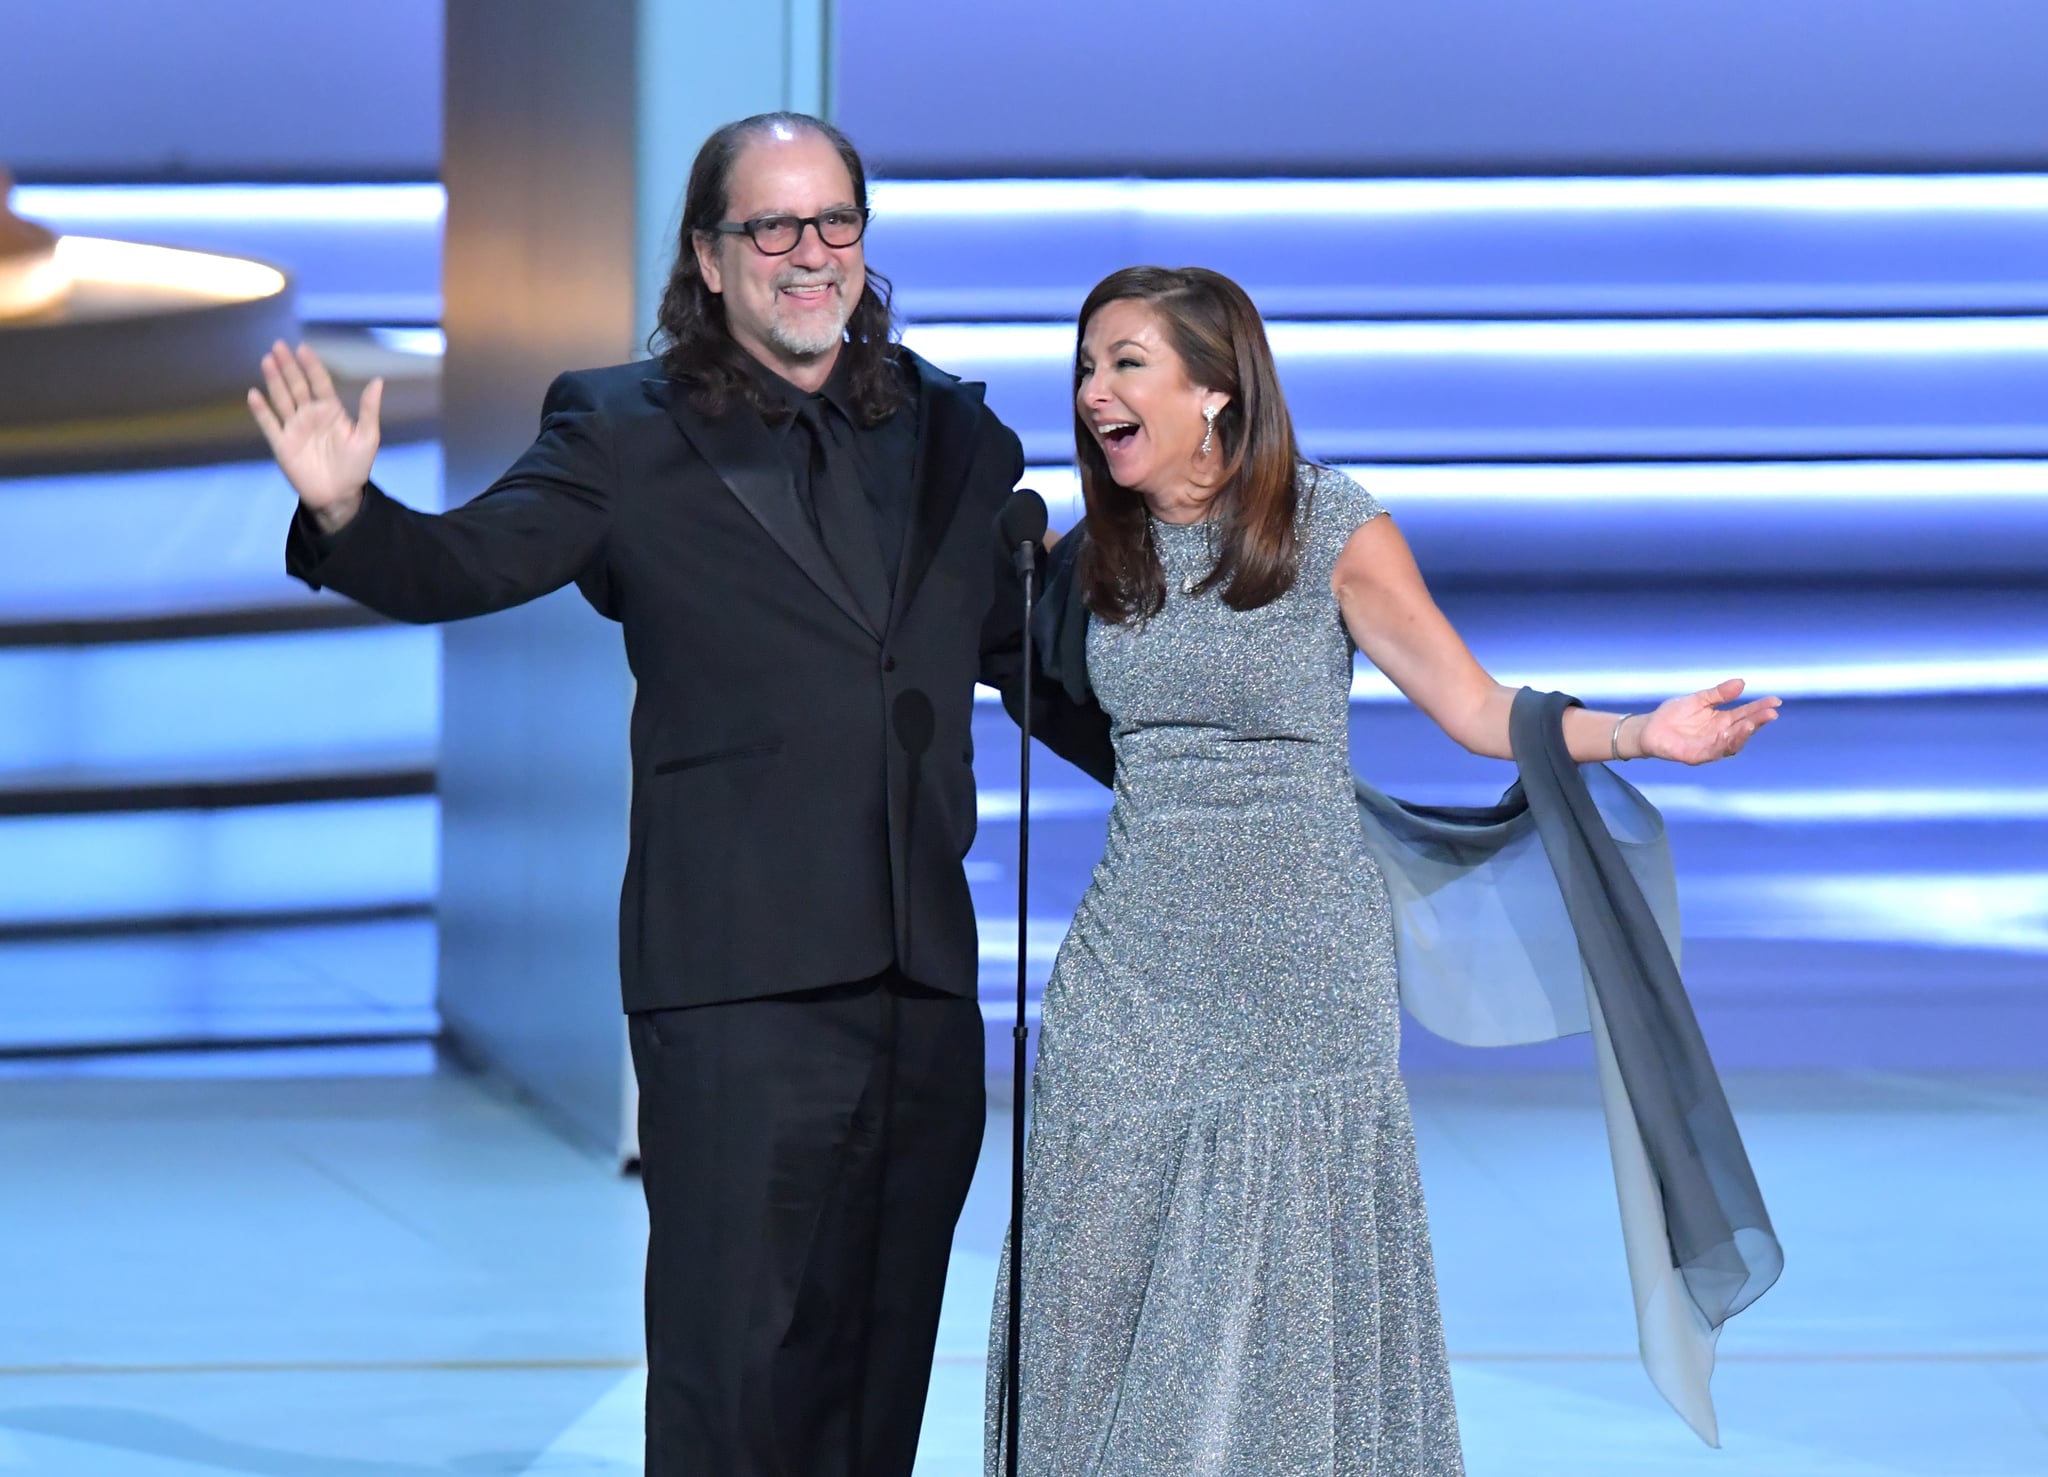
774, 268, 845, 291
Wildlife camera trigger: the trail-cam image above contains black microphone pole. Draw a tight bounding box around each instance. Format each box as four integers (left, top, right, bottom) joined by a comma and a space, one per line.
999, 490, 1046, 1477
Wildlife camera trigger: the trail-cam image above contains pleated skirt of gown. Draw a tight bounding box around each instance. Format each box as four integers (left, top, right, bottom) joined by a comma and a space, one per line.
985, 855, 1466, 1476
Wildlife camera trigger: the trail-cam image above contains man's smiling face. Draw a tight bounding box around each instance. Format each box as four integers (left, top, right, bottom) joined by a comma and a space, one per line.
694, 125, 866, 377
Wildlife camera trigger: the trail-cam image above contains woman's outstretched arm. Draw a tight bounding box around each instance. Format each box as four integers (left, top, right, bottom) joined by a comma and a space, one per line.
1332, 513, 1779, 765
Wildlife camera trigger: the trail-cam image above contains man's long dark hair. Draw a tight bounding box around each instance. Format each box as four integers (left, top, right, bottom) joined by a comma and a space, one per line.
1076, 267, 1306, 622
648, 112, 906, 426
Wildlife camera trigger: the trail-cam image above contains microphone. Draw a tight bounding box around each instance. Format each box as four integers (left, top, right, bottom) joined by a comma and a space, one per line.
999, 487, 1049, 578
994, 485, 1047, 1477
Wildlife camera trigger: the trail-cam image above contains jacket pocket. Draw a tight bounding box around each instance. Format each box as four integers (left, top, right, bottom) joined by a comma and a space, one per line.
652, 740, 783, 776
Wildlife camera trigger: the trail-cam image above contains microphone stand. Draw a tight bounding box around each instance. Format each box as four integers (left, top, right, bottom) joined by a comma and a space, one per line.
1004, 533, 1035, 1477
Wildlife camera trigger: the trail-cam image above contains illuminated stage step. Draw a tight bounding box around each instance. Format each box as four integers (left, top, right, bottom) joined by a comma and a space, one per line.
904, 317, 2048, 463
0, 442, 443, 625
20, 175, 2048, 326
869, 176, 2048, 322
1, 582, 2037, 798
968, 695, 2048, 913
1032, 459, 2048, 583
4, 691, 2034, 1062
0, 916, 437, 1055
16, 308, 2025, 469
7, 175, 2041, 1066
0, 626, 437, 791
970, 585, 2048, 710
0, 626, 436, 794
0, 793, 437, 934
1355, 585, 2048, 702
964, 695, 2048, 1075
7, 453, 2044, 624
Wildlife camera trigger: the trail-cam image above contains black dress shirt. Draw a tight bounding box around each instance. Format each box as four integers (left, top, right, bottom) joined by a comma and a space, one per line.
754, 351, 919, 593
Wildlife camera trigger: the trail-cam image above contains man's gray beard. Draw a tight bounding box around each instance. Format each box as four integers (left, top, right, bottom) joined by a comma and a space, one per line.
765, 288, 853, 358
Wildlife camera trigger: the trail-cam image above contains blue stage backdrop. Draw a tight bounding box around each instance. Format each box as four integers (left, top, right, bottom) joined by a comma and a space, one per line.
6, 1, 2048, 180
3, 3, 2046, 1082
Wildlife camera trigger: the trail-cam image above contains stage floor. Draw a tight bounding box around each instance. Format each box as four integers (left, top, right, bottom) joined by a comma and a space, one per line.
2, 1054, 2042, 1475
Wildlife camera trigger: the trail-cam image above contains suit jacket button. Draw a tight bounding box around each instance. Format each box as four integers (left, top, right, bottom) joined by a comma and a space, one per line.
882, 656, 898, 672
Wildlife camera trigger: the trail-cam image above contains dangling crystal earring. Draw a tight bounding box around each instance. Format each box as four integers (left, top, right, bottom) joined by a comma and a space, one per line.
1199, 404, 1218, 457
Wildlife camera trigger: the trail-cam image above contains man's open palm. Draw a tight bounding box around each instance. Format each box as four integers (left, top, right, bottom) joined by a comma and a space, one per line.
248, 340, 383, 530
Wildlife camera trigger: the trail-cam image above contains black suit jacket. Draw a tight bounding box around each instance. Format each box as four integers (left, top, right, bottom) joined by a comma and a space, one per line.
288, 349, 1111, 1011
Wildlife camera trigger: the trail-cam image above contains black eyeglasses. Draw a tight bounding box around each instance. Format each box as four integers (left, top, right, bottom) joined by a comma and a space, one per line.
711, 207, 869, 256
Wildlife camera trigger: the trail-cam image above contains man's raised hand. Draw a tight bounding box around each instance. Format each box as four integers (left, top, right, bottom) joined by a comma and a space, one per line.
247, 341, 383, 534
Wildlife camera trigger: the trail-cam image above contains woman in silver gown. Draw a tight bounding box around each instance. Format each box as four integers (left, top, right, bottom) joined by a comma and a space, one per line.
987, 266, 1779, 1476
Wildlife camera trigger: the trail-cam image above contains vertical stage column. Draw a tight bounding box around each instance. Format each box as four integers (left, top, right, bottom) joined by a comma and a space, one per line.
440, 1, 834, 1162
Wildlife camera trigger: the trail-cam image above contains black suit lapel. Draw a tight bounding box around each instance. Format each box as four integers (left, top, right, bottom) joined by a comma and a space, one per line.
890, 352, 984, 630
645, 376, 884, 644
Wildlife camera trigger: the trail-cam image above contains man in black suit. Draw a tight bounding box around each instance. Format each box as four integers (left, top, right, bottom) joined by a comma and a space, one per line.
249, 111, 1109, 1477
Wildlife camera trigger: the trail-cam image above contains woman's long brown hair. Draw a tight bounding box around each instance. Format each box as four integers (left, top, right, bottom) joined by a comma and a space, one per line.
1074, 266, 1305, 622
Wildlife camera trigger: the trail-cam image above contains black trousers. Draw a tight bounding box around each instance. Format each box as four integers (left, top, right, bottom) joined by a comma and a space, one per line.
630, 969, 986, 1477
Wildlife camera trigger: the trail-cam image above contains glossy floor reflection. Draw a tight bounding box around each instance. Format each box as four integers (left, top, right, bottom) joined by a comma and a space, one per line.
2, 1056, 2043, 1474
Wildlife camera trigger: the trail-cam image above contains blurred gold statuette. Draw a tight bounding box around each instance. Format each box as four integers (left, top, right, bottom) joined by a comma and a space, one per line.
0, 167, 71, 321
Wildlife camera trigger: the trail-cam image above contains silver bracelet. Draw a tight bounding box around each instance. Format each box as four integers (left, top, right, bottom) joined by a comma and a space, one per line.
1610, 713, 1633, 762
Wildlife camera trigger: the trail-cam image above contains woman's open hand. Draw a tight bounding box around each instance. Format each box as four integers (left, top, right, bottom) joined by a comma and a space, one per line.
1634, 678, 1781, 764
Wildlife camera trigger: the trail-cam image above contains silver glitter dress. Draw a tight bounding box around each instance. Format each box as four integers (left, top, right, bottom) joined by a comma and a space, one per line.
987, 467, 1464, 1476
